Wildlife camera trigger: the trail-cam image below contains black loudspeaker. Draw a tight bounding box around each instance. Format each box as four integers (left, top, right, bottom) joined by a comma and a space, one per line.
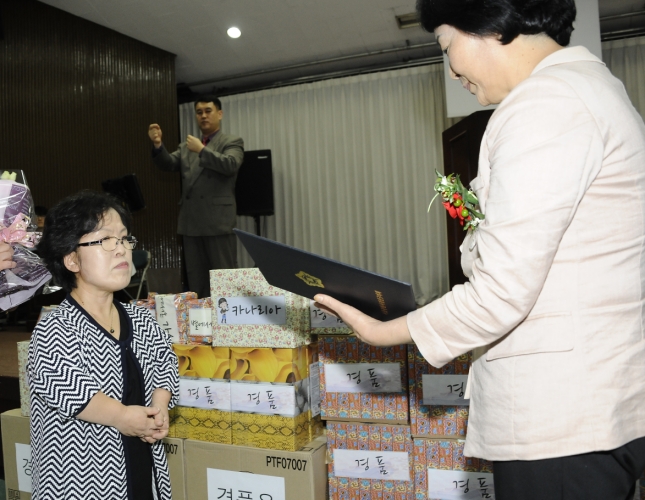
235, 150, 274, 216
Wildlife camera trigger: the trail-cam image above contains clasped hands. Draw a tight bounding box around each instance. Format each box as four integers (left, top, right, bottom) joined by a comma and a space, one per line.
118, 405, 169, 444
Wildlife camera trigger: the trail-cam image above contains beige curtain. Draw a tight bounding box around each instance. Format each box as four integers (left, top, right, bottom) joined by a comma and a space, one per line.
603, 36, 645, 118
180, 65, 456, 305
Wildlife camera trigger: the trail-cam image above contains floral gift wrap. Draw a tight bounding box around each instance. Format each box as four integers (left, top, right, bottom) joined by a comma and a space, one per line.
413, 438, 494, 500
210, 268, 310, 348
319, 335, 409, 424
186, 297, 214, 345
155, 292, 198, 344
408, 345, 471, 438
170, 344, 232, 444
17, 340, 29, 417
326, 421, 414, 500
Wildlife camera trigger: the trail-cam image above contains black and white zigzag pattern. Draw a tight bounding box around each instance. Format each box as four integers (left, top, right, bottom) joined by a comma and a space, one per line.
28, 299, 179, 500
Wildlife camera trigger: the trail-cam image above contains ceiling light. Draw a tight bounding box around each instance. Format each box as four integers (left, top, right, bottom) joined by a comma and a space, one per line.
396, 13, 420, 29
227, 27, 241, 38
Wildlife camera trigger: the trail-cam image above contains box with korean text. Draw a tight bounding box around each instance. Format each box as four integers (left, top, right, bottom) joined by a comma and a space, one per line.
319, 335, 408, 424
413, 438, 494, 499
408, 345, 470, 438
184, 437, 327, 500
210, 268, 310, 348
326, 421, 414, 499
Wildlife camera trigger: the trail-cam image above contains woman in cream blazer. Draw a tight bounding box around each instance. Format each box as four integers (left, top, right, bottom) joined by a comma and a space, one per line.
315, 0, 645, 497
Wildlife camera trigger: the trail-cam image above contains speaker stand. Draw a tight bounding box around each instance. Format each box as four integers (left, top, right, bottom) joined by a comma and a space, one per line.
253, 215, 261, 236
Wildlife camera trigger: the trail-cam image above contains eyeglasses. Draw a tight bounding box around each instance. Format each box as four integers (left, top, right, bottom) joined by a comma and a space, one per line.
77, 236, 137, 251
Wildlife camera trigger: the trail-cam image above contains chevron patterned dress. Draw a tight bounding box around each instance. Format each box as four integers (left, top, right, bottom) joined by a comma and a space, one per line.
28, 298, 179, 500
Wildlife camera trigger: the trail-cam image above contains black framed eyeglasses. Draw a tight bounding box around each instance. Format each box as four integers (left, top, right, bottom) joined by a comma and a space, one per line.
77, 236, 137, 251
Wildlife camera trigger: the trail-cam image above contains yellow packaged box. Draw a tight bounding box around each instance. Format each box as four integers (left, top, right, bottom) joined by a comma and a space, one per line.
1, 409, 31, 500
229, 345, 314, 450
170, 344, 232, 444
184, 437, 327, 500
210, 268, 310, 347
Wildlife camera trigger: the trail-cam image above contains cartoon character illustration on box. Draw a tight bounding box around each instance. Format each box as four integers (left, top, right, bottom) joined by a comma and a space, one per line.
218, 298, 229, 324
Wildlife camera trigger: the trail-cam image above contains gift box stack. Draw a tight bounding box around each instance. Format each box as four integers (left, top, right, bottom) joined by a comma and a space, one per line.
319, 334, 417, 498
209, 268, 321, 451
407, 345, 497, 498
166, 268, 322, 452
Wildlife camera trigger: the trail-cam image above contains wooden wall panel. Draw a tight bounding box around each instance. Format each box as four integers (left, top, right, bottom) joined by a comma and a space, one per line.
0, 1, 182, 272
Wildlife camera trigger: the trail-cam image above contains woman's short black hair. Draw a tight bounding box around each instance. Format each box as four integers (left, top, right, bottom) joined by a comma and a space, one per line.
38, 190, 132, 293
417, 0, 576, 46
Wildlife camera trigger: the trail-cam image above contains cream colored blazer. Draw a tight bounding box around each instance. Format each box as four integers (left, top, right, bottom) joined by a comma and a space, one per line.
408, 46, 645, 461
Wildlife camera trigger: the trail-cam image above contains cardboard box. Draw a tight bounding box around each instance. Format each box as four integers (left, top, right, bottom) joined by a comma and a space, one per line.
184, 437, 327, 500
408, 345, 470, 437
326, 420, 414, 499
1, 409, 31, 500
210, 268, 310, 348
163, 437, 187, 500
319, 335, 409, 424
413, 438, 493, 500
1, 410, 187, 500
17, 340, 29, 417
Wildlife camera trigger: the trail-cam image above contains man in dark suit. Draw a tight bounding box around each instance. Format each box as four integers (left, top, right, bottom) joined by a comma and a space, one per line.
148, 95, 244, 298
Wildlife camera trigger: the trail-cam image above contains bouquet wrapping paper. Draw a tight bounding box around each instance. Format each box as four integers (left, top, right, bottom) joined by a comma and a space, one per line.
319, 335, 408, 424
0, 171, 51, 310
326, 421, 414, 499
408, 345, 470, 437
210, 268, 310, 348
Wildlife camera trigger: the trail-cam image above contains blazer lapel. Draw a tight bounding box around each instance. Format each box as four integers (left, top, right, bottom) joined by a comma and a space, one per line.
185, 132, 222, 191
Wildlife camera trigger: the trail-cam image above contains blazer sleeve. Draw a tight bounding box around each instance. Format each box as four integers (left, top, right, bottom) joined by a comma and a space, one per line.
152, 145, 182, 172
407, 72, 604, 367
28, 313, 102, 418
199, 136, 244, 177
146, 310, 179, 408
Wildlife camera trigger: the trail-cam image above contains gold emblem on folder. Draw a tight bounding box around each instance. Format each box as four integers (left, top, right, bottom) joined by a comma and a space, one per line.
296, 271, 325, 288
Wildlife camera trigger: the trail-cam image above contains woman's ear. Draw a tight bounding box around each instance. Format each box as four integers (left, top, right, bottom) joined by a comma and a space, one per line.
63, 251, 80, 273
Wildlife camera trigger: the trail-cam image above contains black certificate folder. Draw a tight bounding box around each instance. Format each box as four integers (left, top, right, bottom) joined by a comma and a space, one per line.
234, 229, 417, 321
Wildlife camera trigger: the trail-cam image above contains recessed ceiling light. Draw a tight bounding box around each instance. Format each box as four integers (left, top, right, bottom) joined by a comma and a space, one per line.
227, 27, 241, 38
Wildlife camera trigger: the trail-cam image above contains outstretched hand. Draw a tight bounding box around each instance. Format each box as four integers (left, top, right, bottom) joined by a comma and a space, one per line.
314, 294, 413, 347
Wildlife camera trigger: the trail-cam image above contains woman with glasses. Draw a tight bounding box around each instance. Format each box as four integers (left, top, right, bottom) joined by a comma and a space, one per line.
28, 190, 179, 500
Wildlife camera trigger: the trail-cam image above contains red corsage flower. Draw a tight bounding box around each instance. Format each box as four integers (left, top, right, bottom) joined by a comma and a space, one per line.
428, 169, 484, 232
